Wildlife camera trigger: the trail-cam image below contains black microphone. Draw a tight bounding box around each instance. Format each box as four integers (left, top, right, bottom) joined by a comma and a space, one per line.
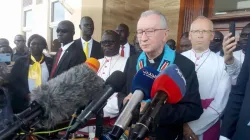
0, 64, 105, 139
69, 71, 126, 133
130, 64, 186, 139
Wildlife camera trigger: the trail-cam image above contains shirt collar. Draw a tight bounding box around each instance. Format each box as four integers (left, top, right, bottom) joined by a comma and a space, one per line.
105, 54, 120, 60
81, 38, 93, 44
146, 50, 164, 64
191, 48, 210, 58
121, 42, 129, 48
61, 41, 74, 51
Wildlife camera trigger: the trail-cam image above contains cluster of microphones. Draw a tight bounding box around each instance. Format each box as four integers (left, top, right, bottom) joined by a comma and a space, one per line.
0, 57, 186, 140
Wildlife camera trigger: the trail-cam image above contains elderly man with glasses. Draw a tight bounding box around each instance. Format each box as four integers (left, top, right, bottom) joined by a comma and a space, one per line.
119, 10, 203, 140
182, 16, 231, 140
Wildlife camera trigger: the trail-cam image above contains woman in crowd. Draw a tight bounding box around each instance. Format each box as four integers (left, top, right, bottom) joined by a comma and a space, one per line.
8, 34, 53, 113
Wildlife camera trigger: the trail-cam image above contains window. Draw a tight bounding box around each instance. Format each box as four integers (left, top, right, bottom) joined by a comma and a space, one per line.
24, 10, 32, 27
49, 0, 66, 52
214, 0, 250, 15
24, 30, 32, 41
51, 1, 65, 22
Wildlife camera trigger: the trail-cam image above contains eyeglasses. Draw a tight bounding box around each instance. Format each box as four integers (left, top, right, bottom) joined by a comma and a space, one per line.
100, 40, 116, 46
136, 29, 167, 38
56, 29, 70, 33
190, 30, 213, 35
240, 33, 249, 38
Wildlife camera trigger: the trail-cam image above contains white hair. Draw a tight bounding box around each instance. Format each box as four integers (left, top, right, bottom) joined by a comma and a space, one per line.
140, 10, 168, 28
190, 16, 214, 31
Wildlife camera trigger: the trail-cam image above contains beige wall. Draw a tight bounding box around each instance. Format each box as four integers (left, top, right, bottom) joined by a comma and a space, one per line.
102, 0, 181, 43
82, 0, 104, 41
102, 0, 149, 43
149, 0, 181, 42
18, 0, 181, 52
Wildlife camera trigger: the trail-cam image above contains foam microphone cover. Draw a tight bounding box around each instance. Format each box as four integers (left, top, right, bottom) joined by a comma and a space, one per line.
29, 64, 105, 128
85, 57, 100, 72
151, 64, 186, 104
131, 66, 159, 100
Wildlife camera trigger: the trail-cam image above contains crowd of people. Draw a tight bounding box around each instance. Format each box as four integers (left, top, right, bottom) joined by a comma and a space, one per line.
0, 9, 250, 140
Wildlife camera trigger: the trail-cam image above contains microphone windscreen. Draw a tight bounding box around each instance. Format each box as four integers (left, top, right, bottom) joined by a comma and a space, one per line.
105, 71, 126, 92
85, 57, 100, 72
151, 64, 186, 104
30, 64, 105, 128
131, 67, 159, 100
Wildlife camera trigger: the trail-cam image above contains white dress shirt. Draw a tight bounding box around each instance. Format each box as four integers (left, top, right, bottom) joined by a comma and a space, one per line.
98, 54, 127, 118
81, 38, 93, 58
58, 41, 74, 64
119, 42, 130, 58
28, 62, 49, 92
225, 50, 245, 85
182, 49, 231, 140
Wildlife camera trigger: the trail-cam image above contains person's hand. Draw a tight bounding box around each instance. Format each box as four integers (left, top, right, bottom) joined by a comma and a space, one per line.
123, 93, 132, 105
223, 33, 237, 65
140, 101, 147, 112
183, 123, 199, 140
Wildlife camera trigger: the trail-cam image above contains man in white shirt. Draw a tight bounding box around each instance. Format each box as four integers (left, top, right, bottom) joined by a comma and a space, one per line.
50, 20, 86, 79
75, 16, 104, 59
116, 23, 136, 57
182, 16, 231, 140
98, 30, 127, 118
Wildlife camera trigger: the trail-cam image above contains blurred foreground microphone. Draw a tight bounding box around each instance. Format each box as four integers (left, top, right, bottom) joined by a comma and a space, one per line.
69, 71, 126, 133
104, 67, 159, 140
85, 57, 100, 73
0, 63, 105, 139
130, 64, 186, 140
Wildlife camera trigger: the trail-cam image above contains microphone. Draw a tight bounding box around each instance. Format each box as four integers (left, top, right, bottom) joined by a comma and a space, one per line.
85, 57, 100, 73
105, 67, 159, 140
69, 71, 126, 133
130, 64, 186, 139
0, 63, 105, 139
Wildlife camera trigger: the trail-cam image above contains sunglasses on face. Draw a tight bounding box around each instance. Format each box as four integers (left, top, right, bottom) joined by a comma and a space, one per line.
213, 38, 222, 42
56, 29, 70, 33
100, 40, 116, 45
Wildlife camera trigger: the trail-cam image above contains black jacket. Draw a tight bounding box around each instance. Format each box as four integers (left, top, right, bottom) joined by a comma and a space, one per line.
220, 45, 250, 139
8, 55, 53, 114
75, 38, 104, 59
50, 41, 86, 79
118, 52, 203, 140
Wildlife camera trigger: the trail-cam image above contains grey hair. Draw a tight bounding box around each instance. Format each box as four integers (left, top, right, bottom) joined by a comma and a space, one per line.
140, 10, 168, 28
190, 16, 214, 31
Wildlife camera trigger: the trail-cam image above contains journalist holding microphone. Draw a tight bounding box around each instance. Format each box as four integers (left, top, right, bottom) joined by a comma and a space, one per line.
119, 10, 203, 140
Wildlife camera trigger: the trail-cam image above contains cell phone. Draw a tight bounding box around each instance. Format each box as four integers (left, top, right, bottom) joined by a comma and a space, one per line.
229, 22, 235, 37
0, 53, 11, 63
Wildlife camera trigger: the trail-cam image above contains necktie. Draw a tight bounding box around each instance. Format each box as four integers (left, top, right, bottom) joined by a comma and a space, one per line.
50, 48, 63, 79
28, 55, 44, 87
121, 46, 125, 57
84, 42, 89, 58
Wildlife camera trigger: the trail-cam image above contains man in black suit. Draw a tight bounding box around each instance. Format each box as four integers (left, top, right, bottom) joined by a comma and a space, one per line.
75, 16, 104, 59
116, 23, 136, 57
119, 10, 202, 140
50, 20, 86, 79
220, 27, 250, 140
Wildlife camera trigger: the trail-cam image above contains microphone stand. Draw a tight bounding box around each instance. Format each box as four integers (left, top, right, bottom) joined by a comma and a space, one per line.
95, 107, 104, 140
